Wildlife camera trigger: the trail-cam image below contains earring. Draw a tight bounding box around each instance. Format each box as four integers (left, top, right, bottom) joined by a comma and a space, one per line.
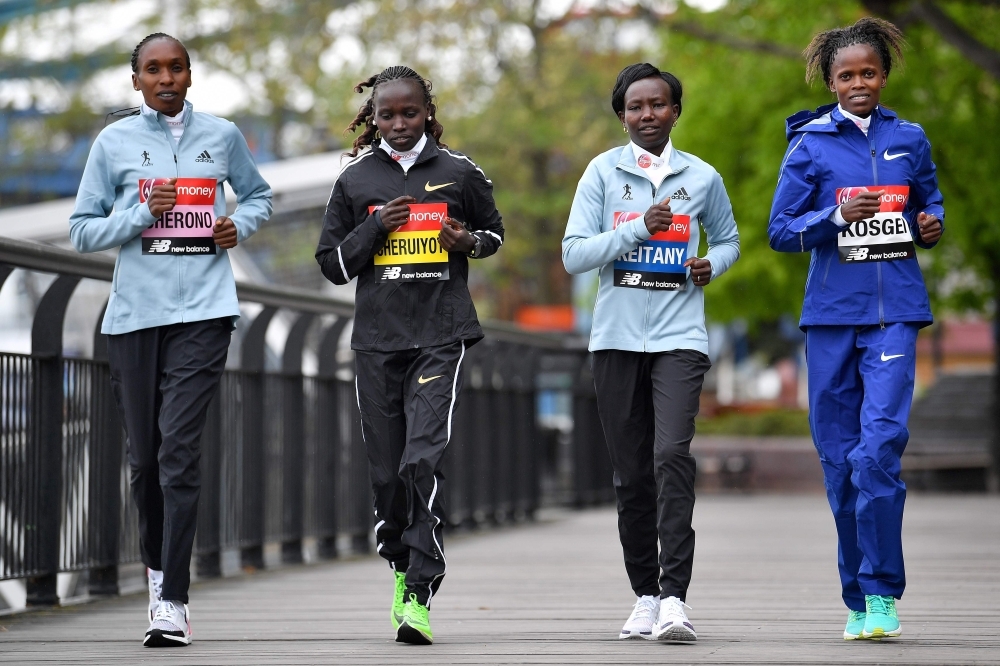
623, 125, 628, 133
374, 129, 381, 139
428, 115, 433, 121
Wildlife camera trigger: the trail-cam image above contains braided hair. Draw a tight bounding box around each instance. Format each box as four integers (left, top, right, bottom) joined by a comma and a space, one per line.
131, 32, 191, 73
804, 17, 905, 86
344, 66, 445, 157
611, 63, 683, 117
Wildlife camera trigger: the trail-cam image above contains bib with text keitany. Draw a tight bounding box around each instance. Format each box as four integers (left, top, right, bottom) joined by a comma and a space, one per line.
370, 203, 450, 282
836, 185, 914, 263
139, 178, 218, 255
613, 211, 691, 290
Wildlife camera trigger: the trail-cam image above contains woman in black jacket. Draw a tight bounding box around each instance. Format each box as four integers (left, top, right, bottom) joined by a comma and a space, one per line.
315, 65, 504, 646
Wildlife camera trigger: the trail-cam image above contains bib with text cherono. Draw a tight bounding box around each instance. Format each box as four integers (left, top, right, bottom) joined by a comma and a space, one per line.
139, 178, 217, 255
836, 185, 914, 263
370, 203, 450, 282
613, 211, 691, 290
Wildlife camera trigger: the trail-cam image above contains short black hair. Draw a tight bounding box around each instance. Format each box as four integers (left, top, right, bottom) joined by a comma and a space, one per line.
804, 17, 905, 86
131, 33, 191, 73
611, 63, 682, 117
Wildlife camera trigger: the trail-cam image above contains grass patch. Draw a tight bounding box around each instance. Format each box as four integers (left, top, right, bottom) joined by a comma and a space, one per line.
696, 409, 811, 437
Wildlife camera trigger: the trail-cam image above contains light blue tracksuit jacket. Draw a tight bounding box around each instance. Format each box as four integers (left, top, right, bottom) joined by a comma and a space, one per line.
69, 102, 272, 334
562, 145, 740, 354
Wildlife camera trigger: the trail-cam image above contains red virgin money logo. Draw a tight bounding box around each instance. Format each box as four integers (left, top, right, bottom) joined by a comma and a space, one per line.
837, 187, 869, 205
613, 211, 643, 229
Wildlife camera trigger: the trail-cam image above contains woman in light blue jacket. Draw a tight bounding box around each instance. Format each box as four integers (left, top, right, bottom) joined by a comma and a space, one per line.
562, 63, 739, 644
69, 33, 271, 648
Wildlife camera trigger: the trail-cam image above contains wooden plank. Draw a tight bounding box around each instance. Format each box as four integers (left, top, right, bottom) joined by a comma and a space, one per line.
1, 495, 998, 664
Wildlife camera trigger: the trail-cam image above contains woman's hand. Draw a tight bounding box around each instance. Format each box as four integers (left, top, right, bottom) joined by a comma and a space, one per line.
439, 218, 476, 253
917, 212, 942, 244
379, 195, 417, 232
644, 200, 673, 236
685, 257, 713, 287
839, 190, 883, 223
213, 217, 238, 249
146, 178, 177, 218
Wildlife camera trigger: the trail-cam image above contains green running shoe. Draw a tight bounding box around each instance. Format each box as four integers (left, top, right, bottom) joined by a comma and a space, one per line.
391, 571, 407, 631
396, 593, 433, 645
862, 595, 901, 639
843, 609, 866, 640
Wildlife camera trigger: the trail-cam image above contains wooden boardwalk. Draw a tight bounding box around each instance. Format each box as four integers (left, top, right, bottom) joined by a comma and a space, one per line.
2, 494, 999, 665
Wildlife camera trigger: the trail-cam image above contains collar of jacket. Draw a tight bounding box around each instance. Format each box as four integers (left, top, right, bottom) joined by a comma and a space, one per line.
784, 102, 898, 141
373, 133, 439, 167
614, 143, 690, 181
141, 99, 194, 135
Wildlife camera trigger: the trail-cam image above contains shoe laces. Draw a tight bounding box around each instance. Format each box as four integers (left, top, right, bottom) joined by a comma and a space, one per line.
660, 596, 692, 618
866, 595, 896, 618
630, 596, 658, 622
848, 609, 866, 622
406, 593, 429, 623
150, 600, 186, 632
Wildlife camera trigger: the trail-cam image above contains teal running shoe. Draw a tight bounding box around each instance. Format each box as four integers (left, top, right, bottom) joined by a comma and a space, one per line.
396, 593, 433, 645
391, 571, 406, 631
843, 609, 866, 640
862, 595, 901, 639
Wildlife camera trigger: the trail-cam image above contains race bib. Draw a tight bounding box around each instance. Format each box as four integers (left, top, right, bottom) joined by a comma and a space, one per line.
836, 186, 914, 263
139, 178, 217, 255
370, 203, 450, 282
613, 212, 690, 290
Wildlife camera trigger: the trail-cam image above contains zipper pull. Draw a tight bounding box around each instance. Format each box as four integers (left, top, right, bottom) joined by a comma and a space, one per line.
174, 155, 178, 163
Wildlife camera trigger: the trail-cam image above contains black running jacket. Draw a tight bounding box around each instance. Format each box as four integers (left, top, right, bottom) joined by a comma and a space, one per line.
316, 136, 504, 352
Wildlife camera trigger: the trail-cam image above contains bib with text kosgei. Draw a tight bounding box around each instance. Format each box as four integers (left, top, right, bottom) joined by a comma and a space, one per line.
613, 212, 691, 290
139, 178, 217, 255
836, 185, 913, 263
370, 203, 449, 282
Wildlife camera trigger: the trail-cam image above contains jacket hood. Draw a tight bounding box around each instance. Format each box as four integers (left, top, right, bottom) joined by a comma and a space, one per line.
784, 103, 898, 141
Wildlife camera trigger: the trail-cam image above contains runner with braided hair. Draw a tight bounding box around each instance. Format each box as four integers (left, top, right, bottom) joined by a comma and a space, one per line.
316, 65, 504, 645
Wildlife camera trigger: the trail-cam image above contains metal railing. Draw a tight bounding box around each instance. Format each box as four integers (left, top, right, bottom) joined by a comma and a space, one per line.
0, 236, 613, 607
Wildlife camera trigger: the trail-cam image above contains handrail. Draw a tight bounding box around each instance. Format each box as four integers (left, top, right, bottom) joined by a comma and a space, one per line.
0, 235, 570, 348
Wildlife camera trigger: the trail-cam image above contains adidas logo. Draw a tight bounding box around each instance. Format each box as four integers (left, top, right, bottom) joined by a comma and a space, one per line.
195, 150, 214, 163
670, 187, 691, 201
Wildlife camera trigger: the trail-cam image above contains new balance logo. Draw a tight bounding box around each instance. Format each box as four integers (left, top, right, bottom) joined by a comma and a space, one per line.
149, 240, 172, 253
382, 266, 402, 280
845, 247, 869, 262
620, 272, 642, 286
670, 187, 691, 201
195, 150, 214, 163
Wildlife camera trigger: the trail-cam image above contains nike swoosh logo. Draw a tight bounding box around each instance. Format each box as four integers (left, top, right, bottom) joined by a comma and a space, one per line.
881, 353, 904, 361
883, 150, 908, 161
418, 375, 443, 384
425, 181, 455, 192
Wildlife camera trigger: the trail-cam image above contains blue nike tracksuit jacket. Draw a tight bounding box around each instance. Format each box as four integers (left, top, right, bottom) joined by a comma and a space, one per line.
769, 104, 944, 609
70, 101, 272, 334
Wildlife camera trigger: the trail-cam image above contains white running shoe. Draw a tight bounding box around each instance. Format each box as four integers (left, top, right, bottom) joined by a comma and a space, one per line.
619, 595, 659, 640
653, 596, 697, 642
144, 600, 192, 647
147, 569, 163, 623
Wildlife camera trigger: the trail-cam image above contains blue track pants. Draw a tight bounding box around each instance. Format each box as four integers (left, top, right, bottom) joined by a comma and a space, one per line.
805, 323, 918, 611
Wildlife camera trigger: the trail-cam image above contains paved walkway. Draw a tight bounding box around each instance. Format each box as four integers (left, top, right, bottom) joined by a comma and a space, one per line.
2, 495, 999, 665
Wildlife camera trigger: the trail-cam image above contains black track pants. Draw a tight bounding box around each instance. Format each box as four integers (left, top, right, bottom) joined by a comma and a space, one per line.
107, 318, 231, 604
592, 349, 710, 601
355, 341, 466, 607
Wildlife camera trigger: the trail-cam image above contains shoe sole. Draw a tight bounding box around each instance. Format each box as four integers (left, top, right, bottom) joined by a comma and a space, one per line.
143, 630, 192, 647
843, 631, 863, 640
618, 631, 654, 640
396, 622, 432, 645
862, 626, 901, 640
655, 625, 697, 642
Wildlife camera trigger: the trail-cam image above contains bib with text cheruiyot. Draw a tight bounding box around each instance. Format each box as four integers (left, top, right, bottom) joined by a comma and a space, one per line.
139, 178, 217, 255
369, 203, 450, 282
613, 211, 691, 290
836, 185, 914, 263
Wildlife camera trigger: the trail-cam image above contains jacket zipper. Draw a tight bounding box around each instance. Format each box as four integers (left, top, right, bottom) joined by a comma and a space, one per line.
869, 122, 885, 329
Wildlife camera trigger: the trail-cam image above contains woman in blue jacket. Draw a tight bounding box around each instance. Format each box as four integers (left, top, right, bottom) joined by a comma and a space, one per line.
563, 63, 740, 644
69, 33, 271, 647
768, 18, 943, 641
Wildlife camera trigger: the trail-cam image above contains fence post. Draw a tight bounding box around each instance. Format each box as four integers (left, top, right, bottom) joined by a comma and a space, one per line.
314, 318, 349, 559
88, 301, 123, 596
26, 275, 80, 607
280, 313, 314, 564
239, 306, 276, 570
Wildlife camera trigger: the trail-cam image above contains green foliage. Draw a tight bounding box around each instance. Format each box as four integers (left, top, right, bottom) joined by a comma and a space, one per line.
696, 408, 812, 436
